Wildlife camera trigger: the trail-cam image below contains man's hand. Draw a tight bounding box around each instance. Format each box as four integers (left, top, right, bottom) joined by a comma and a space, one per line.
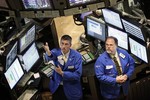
121, 74, 128, 82
116, 75, 128, 84
43, 42, 51, 56
55, 66, 64, 76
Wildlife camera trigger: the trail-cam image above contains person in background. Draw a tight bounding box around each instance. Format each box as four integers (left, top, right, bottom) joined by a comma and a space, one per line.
95, 36, 135, 100
43, 35, 83, 100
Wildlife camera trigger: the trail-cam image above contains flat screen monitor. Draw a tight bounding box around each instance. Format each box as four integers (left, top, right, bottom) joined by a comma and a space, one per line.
19, 24, 35, 53
21, 0, 52, 9
122, 18, 145, 41
4, 58, 24, 89
22, 42, 40, 72
107, 26, 128, 50
102, 8, 123, 29
68, 0, 98, 6
1, 41, 18, 71
86, 16, 106, 42
129, 37, 148, 63
67, 0, 98, 7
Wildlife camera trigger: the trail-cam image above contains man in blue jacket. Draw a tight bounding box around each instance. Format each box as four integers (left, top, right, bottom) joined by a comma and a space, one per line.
95, 36, 135, 100
43, 35, 82, 100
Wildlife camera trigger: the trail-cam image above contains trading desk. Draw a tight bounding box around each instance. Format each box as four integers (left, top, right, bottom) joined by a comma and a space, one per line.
11, 45, 150, 100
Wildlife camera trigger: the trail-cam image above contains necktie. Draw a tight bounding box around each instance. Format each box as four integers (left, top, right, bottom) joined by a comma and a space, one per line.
62, 55, 67, 63
112, 57, 122, 75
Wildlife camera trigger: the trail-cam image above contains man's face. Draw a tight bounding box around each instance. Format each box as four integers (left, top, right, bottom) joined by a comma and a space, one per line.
60, 39, 71, 54
105, 38, 117, 55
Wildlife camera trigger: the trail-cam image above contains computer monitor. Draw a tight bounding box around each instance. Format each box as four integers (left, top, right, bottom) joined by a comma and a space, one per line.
121, 18, 145, 41
19, 24, 36, 53
67, 0, 98, 7
107, 26, 128, 50
86, 16, 106, 42
4, 58, 24, 89
21, 0, 53, 9
129, 37, 148, 63
102, 8, 123, 29
22, 42, 40, 72
1, 41, 18, 71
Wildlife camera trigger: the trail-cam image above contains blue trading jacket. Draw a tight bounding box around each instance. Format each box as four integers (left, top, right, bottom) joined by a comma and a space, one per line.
95, 48, 135, 99
45, 48, 82, 100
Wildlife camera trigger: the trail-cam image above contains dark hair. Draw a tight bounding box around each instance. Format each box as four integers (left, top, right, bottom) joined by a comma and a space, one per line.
61, 35, 72, 43
105, 36, 118, 45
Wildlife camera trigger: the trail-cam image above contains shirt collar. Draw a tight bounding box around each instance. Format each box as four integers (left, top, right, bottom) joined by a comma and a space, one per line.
61, 50, 70, 58
110, 51, 118, 58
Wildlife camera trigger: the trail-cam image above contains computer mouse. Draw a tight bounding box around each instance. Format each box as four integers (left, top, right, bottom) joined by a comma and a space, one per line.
27, 80, 34, 85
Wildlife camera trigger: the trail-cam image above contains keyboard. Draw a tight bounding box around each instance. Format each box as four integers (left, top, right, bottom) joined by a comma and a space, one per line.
17, 89, 38, 100
40, 63, 55, 77
18, 71, 34, 87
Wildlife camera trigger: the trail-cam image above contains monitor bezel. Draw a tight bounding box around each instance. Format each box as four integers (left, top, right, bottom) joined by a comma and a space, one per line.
129, 36, 149, 63
66, 0, 100, 8
4, 57, 25, 90
107, 25, 129, 50
1, 41, 18, 72
121, 17, 147, 42
19, 0, 54, 10
18, 23, 36, 54
21, 42, 40, 73
86, 16, 106, 42
101, 7, 123, 30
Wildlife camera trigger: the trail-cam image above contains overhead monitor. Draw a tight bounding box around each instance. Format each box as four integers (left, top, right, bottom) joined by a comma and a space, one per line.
122, 18, 145, 41
22, 42, 40, 72
67, 0, 98, 7
21, 0, 53, 9
129, 37, 148, 63
4, 58, 24, 89
86, 16, 106, 42
19, 24, 36, 53
107, 26, 128, 50
102, 8, 123, 29
1, 41, 18, 71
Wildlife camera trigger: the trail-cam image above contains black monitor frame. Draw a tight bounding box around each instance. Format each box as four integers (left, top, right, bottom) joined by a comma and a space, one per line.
6, 0, 54, 10
20, 0, 54, 10
129, 36, 149, 63
1, 40, 18, 72
4, 57, 24, 90
21, 42, 40, 73
18, 23, 36, 53
121, 17, 147, 42
107, 25, 128, 50
86, 16, 106, 42
66, 0, 100, 8
101, 7, 123, 30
